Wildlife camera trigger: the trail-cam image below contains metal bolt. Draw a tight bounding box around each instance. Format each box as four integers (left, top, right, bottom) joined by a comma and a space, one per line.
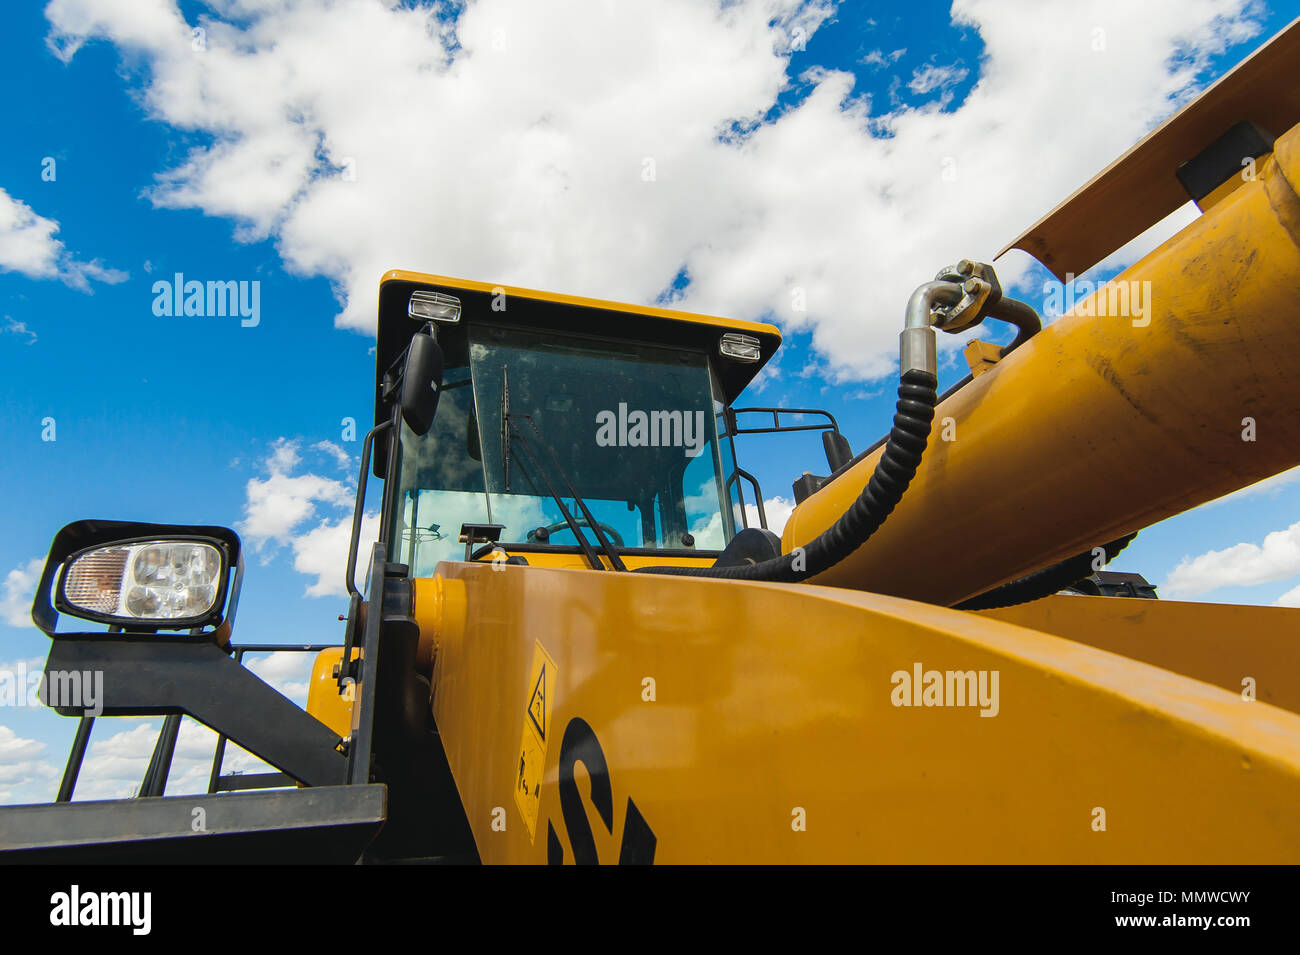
957, 259, 975, 276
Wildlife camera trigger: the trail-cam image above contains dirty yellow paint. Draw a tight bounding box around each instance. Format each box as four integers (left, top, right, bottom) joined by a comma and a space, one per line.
784, 120, 1300, 606
429, 562, 1300, 863
979, 595, 1300, 715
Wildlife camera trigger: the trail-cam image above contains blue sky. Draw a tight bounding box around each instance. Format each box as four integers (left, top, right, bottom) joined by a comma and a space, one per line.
2, 0, 1299, 803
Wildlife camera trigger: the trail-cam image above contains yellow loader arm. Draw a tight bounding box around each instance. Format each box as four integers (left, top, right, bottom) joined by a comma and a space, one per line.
999, 15, 1300, 280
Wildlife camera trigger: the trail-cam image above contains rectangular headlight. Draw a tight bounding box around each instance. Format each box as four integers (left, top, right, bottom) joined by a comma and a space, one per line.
409, 290, 462, 323
719, 332, 761, 362
59, 539, 226, 627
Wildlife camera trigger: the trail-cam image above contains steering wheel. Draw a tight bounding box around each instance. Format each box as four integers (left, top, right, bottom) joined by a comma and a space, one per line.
529, 519, 625, 547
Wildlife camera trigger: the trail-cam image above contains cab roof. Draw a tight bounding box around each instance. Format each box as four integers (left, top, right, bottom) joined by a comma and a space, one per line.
374, 269, 782, 429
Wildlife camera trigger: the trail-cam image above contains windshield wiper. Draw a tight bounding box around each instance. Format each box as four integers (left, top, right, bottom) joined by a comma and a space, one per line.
501, 366, 512, 492
506, 412, 627, 572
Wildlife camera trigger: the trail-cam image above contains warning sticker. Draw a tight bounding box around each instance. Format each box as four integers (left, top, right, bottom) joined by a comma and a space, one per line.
527, 663, 547, 740
514, 641, 556, 843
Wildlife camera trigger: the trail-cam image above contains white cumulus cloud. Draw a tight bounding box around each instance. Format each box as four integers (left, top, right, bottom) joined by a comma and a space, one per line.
243, 650, 316, 702
42, 0, 1265, 380
238, 438, 355, 552
0, 186, 127, 291
1, 558, 45, 629
1163, 520, 1300, 599
860, 47, 906, 70
691, 494, 795, 549
1274, 583, 1300, 608
69, 717, 281, 801
290, 510, 381, 598
908, 62, 969, 94
0, 725, 59, 802
237, 438, 378, 596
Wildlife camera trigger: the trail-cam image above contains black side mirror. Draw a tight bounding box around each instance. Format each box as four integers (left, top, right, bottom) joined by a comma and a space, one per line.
823, 430, 853, 472
400, 332, 444, 437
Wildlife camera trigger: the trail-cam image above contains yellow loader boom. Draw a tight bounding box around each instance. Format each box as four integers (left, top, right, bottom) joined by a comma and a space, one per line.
786, 118, 1300, 606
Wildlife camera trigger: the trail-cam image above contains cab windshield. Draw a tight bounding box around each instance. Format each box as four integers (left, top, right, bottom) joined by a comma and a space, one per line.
388, 324, 737, 576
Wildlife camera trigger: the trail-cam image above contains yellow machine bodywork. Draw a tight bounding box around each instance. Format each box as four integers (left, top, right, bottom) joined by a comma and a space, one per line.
401, 565, 1300, 863
979, 596, 1300, 715
307, 648, 356, 738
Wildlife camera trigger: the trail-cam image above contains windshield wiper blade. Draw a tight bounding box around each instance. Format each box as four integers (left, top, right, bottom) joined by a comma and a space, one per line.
507, 413, 627, 572
505, 421, 603, 570
501, 366, 511, 492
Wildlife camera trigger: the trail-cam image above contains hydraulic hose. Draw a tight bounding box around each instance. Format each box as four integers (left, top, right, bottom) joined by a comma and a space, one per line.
987, 296, 1041, 356
953, 532, 1138, 611
637, 367, 939, 582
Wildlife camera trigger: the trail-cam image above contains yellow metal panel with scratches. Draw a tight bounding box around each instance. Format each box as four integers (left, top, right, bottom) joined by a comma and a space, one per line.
423, 565, 1300, 863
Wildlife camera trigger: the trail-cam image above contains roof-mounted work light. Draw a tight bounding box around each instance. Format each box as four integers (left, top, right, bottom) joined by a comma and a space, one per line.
408, 290, 462, 323
718, 332, 762, 362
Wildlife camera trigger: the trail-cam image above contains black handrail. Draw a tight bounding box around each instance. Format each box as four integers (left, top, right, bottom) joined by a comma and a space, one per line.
727, 407, 841, 436
50, 642, 346, 802
724, 468, 768, 529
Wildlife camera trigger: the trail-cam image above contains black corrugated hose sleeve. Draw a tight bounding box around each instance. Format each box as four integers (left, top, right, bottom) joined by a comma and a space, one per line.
637, 369, 939, 582
953, 532, 1139, 611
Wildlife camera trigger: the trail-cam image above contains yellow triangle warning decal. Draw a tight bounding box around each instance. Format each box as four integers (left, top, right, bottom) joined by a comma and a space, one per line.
515, 641, 556, 844
527, 665, 546, 740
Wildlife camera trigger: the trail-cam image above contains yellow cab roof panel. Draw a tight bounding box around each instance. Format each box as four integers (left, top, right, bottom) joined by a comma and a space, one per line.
380, 269, 782, 340
375, 269, 783, 417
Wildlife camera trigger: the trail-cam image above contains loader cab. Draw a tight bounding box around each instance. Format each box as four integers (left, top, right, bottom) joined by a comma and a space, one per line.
372, 272, 782, 575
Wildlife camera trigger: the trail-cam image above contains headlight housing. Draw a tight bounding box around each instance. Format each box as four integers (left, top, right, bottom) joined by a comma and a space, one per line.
61, 540, 224, 623
33, 521, 242, 639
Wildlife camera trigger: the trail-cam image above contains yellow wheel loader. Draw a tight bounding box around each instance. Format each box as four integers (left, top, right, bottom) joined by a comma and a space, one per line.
4, 18, 1300, 866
